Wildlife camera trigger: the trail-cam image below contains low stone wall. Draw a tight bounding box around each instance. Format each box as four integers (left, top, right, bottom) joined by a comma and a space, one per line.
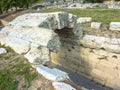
51, 29, 120, 90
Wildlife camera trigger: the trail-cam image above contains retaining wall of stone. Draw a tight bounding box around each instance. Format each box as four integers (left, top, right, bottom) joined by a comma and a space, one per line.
51, 29, 120, 90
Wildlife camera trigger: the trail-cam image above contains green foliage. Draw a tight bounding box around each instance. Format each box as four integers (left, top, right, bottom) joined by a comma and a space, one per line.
0, 45, 38, 89
0, 69, 18, 90
0, 0, 40, 14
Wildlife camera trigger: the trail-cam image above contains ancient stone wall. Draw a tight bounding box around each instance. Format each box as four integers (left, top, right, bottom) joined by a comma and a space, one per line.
0, 12, 120, 90
51, 28, 120, 90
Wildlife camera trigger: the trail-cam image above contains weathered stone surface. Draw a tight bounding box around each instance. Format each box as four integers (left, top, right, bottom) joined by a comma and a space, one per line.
25, 46, 50, 65
0, 35, 30, 54
73, 26, 83, 37
109, 22, 120, 31
108, 4, 120, 9
52, 82, 76, 90
51, 31, 120, 90
9, 12, 77, 31
77, 17, 92, 24
91, 22, 101, 29
0, 48, 7, 54
80, 35, 120, 53
0, 26, 60, 53
36, 65, 69, 81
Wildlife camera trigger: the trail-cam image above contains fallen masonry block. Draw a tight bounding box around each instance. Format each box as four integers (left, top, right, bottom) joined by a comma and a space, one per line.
0, 48, 7, 54
77, 17, 92, 24
52, 82, 76, 90
36, 65, 69, 81
91, 22, 101, 29
0, 36, 30, 54
25, 46, 50, 65
73, 26, 83, 37
0, 26, 61, 53
109, 22, 120, 31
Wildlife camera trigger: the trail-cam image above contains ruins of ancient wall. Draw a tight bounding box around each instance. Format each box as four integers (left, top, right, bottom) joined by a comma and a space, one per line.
0, 12, 120, 90
51, 28, 120, 90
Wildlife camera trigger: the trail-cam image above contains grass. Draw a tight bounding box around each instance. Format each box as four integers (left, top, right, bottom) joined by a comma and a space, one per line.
42, 8, 120, 24
0, 44, 38, 90
0, 69, 18, 90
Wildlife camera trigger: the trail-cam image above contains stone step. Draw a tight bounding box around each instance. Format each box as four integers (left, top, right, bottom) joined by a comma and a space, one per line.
52, 82, 76, 90
36, 65, 69, 81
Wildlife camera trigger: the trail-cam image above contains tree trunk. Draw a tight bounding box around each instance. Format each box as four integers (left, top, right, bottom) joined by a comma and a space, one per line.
26, 4, 29, 9
0, 6, 3, 14
15, 6, 17, 11
6, 5, 10, 13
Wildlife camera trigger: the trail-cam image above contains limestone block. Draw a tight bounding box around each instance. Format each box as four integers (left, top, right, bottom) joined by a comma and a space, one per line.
80, 35, 120, 53
36, 65, 69, 81
54, 12, 69, 29
0, 48, 7, 54
52, 82, 76, 90
25, 46, 50, 65
77, 17, 92, 24
9, 13, 49, 27
0, 36, 30, 54
68, 13, 77, 28
91, 22, 101, 29
109, 22, 120, 31
9, 12, 77, 31
72, 26, 83, 37
0, 26, 61, 53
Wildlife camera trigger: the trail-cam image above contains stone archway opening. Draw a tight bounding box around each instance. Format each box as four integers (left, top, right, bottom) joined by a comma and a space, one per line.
0, 12, 83, 66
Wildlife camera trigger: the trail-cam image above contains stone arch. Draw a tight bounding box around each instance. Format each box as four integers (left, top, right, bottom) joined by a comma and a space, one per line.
0, 12, 83, 65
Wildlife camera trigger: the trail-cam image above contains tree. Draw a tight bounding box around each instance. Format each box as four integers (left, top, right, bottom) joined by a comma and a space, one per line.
0, 0, 42, 14
0, 0, 5, 14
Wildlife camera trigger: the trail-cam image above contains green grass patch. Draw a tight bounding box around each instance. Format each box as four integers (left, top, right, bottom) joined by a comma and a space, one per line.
0, 45, 38, 89
0, 69, 18, 90
42, 8, 120, 24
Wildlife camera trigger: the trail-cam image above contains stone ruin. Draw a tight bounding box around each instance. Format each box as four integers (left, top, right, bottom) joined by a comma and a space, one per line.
0, 12, 120, 90
0, 12, 82, 65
